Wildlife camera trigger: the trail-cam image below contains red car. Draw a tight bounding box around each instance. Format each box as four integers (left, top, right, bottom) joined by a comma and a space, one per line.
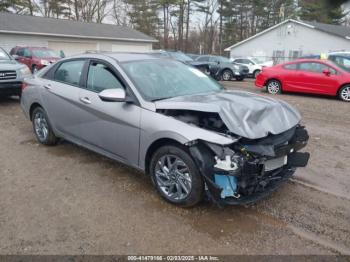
255, 59, 350, 102
10, 46, 62, 73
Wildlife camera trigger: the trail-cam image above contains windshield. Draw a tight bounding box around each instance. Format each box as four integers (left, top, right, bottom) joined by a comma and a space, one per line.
169, 52, 193, 62
32, 49, 60, 58
121, 59, 224, 101
0, 48, 11, 60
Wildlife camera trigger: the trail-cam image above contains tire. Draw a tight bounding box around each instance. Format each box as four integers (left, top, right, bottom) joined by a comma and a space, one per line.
32, 65, 38, 74
32, 107, 58, 145
149, 145, 204, 207
266, 79, 282, 94
221, 69, 233, 81
253, 69, 261, 79
338, 85, 350, 102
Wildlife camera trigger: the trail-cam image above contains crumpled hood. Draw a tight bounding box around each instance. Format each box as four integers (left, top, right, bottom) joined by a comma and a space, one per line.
155, 90, 301, 139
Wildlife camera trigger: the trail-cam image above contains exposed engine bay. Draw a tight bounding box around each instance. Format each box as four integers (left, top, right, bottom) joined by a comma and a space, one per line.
158, 109, 310, 205
157, 109, 232, 136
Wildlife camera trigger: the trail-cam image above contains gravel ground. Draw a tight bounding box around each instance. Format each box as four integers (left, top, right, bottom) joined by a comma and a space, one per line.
0, 79, 349, 255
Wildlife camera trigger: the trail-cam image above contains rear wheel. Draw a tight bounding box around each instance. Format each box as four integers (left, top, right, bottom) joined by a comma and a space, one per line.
266, 79, 282, 94
221, 69, 233, 81
338, 85, 350, 102
149, 145, 204, 207
32, 107, 58, 145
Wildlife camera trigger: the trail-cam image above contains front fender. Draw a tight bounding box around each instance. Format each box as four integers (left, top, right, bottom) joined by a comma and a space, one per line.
138, 108, 237, 169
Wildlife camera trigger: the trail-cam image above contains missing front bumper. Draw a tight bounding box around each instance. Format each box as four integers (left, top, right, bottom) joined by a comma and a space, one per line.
188, 126, 310, 206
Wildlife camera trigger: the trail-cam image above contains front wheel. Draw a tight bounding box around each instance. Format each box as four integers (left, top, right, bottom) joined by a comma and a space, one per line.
266, 79, 282, 94
221, 69, 233, 81
32, 107, 58, 145
149, 145, 204, 207
338, 85, 350, 102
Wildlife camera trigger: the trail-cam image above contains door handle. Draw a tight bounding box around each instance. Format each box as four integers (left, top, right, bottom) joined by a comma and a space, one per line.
80, 97, 91, 104
44, 84, 51, 90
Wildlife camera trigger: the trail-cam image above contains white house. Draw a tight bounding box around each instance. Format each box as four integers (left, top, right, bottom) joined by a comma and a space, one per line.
0, 12, 157, 56
225, 19, 350, 64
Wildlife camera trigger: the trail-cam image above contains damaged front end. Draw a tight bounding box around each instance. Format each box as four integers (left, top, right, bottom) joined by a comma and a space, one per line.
187, 125, 310, 205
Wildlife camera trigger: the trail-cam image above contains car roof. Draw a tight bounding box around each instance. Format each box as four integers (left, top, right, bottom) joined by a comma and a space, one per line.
69, 52, 163, 63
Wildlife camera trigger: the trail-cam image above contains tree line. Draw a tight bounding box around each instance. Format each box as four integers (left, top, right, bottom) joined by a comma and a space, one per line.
0, 0, 348, 55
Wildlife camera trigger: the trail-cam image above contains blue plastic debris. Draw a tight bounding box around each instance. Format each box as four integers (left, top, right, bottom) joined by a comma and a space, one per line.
214, 174, 237, 199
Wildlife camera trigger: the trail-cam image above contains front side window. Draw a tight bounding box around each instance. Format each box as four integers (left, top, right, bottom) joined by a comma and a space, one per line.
121, 59, 223, 101
54, 60, 85, 86
87, 62, 124, 92
23, 49, 32, 58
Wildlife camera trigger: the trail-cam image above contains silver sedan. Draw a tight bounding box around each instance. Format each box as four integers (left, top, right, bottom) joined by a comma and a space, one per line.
21, 53, 310, 207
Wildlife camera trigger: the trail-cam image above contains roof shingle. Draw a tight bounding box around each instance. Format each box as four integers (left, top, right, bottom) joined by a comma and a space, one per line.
0, 12, 157, 43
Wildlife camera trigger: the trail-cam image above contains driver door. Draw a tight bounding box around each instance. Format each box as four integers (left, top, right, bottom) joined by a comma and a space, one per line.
77, 60, 141, 165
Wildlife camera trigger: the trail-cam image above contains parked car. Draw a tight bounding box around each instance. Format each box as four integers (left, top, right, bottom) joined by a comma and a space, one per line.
0, 47, 31, 97
10, 46, 61, 73
255, 59, 350, 102
327, 52, 350, 71
196, 55, 249, 81
231, 57, 272, 78
186, 53, 200, 60
150, 50, 211, 75
21, 52, 310, 207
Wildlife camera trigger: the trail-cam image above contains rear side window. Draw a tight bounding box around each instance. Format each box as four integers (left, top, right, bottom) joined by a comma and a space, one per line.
283, 63, 297, 70
54, 60, 85, 86
87, 62, 124, 93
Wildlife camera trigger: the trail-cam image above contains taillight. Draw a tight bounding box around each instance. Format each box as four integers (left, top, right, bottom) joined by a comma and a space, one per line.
21, 82, 28, 91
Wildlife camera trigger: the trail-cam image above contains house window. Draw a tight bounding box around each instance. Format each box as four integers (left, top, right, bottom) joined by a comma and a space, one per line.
273, 50, 285, 64
289, 50, 302, 60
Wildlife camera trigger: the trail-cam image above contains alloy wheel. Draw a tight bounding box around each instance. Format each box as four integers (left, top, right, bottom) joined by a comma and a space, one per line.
340, 86, 350, 101
222, 70, 232, 81
34, 112, 49, 141
154, 154, 192, 201
267, 80, 281, 94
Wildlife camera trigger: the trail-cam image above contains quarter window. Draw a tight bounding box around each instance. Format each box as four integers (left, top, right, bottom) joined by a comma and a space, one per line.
54, 60, 85, 86
87, 62, 124, 93
283, 63, 297, 70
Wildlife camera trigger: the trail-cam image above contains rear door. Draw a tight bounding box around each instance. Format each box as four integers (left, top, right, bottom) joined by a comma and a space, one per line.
77, 59, 141, 165
41, 59, 86, 139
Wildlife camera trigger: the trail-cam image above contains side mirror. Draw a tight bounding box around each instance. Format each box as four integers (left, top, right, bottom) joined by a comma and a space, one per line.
98, 89, 126, 102
323, 69, 331, 76
12, 55, 19, 60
